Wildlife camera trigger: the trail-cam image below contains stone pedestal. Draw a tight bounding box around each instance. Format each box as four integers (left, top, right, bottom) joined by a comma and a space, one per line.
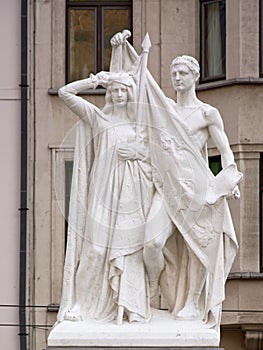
48, 309, 220, 348
47, 348, 224, 350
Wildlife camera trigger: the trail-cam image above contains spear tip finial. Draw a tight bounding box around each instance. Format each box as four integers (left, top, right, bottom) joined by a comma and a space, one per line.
141, 32, 151, 52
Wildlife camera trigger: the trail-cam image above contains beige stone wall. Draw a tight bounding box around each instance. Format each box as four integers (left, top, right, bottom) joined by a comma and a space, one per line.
29, 0, 263, 349
227, 0, 259, 78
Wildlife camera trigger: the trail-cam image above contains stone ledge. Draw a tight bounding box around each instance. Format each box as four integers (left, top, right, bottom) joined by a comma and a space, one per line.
196, 77, 263, 91
227, 272, 263, 280
48, 88, 106, 96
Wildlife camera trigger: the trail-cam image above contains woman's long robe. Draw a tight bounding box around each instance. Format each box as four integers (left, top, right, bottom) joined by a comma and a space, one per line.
57, 79, 153, 322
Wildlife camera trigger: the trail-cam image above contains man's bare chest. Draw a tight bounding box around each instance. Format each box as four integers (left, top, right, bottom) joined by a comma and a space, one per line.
178, 106, 209, 134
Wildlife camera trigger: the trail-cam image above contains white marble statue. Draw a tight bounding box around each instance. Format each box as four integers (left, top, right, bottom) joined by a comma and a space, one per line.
110, 31, 242, 327
143, 55, 242, 324
57, 70, 154, 324
49, 30, 243, 347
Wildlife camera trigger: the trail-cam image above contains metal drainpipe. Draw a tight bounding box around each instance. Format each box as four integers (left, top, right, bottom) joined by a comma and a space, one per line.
19, 0, 28, 349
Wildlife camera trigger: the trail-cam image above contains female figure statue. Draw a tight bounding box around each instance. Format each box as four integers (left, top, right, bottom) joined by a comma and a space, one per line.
57, 71, 153, 324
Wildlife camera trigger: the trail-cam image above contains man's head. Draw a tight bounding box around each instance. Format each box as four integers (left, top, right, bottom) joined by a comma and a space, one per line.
170, 55, 200, 77
170, 55, 200, 93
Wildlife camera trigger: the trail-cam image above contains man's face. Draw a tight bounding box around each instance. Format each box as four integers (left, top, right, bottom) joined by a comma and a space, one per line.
110, 82, 128, 106
171, 64, 196, 93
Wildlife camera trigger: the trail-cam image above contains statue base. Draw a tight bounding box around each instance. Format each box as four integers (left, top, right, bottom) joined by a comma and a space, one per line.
46, 346, 224, 350
48, 309, 220, 348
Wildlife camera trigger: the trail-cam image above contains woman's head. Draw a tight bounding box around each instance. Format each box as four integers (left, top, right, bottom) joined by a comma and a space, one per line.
109, 82, 128, 107
103, 72, 137, 119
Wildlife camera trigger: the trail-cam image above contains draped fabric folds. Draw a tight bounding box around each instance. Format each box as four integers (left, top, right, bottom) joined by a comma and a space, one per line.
57, 84, 153, 323
115, 41, 240, 326
57, 40, 241, 328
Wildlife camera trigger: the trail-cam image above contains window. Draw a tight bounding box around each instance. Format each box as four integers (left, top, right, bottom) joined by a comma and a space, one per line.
50, 146, 74, 303
200, 0, 226, 82
66, 0, 132, 82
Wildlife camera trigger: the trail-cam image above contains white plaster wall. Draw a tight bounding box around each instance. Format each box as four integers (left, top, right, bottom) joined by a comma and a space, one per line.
0, 0, 21, 349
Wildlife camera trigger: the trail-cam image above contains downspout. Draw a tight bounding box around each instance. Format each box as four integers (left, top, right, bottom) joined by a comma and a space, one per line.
19, 0, 28, 349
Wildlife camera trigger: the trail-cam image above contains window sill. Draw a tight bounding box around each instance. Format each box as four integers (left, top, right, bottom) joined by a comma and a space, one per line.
196, 77, 263, 91
47, 303, 60, 312
49, 77, 263, 95
48, 88, 106, 96
228, 272, 263, 280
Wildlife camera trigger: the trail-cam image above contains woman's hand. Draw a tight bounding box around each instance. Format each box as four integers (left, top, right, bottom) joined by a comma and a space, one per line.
92, 71, 110, 88
117, 141, 150, 161
110, 30, 131, 47
117, 145, 137, 160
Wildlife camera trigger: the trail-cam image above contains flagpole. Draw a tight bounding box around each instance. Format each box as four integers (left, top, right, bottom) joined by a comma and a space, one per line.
136, 33, 152, 138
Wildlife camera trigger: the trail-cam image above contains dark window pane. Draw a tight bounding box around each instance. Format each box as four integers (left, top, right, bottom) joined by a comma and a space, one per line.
201, 0, 226, 81
209, 156, 222, 175
260, 154, 263, 271
65, 160, 73, 250
102, 8, 130, 70
65, 160, 73, 221
68, 9, 96, 81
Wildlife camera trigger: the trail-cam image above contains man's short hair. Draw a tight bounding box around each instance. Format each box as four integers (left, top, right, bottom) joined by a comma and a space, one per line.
170, 55, 200, 76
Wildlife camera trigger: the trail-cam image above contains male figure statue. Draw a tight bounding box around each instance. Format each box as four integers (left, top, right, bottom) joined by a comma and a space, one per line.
143, 55, 241, 321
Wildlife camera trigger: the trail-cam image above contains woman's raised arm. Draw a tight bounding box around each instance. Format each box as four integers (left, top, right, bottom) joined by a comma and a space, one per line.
58, 72, 110, 121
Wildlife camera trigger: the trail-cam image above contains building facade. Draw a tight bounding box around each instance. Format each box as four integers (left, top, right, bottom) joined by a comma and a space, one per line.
0, 1, 21, 349
22, 0, 263, 349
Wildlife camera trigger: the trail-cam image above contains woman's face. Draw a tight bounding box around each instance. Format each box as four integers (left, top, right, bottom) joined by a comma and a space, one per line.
110, 82, 128, 106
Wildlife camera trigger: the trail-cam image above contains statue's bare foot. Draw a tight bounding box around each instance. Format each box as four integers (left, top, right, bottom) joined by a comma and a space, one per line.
64, 308, 82, 321
149, 280, 159, 308
176, 303, 200, 320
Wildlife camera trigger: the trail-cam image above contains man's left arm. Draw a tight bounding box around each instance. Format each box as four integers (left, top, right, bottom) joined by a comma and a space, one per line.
206, 107, 234, 169
206, 107, 242, 199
